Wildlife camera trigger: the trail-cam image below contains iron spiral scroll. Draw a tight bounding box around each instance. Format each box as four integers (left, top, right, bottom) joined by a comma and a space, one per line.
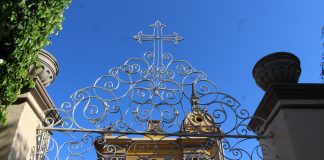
32, 21, 272, 160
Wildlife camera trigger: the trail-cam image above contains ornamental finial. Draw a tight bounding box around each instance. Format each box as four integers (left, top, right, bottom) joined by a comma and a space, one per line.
133, 21, 183, 67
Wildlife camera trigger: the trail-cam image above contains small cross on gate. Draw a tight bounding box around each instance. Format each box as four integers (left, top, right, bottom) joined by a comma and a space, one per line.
133, 21, 183, 67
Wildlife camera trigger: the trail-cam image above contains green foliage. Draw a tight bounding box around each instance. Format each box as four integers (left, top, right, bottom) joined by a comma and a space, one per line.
0, 0, 71, 125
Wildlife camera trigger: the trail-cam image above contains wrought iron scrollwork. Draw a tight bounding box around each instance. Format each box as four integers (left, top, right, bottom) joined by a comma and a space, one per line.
33, 21, 271, 160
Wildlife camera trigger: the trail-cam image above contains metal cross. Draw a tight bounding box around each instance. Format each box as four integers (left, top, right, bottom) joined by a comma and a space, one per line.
133, 21, 183, 67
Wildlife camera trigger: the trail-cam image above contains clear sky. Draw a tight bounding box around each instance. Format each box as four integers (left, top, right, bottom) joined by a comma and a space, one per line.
46, 0, 324, 113
44, 0, 324, 158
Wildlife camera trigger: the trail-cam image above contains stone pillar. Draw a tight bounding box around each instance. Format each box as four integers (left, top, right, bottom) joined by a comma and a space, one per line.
0, 50, 59, 160
249, 52, 324, 160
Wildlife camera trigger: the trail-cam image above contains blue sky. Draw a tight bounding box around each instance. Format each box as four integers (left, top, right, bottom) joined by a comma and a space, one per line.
44, 0, 324, 158
46, 0, 324, 112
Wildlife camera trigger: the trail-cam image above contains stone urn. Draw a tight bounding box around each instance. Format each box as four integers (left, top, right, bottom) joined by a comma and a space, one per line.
29, 49, 59, 87
252, 52, 301, 91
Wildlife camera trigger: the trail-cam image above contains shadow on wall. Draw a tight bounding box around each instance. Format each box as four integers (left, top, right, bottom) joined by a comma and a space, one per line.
7, 132, 29, 160
0, 123, 15, 160
0, 124, 29, 160
0, 104, 29, 160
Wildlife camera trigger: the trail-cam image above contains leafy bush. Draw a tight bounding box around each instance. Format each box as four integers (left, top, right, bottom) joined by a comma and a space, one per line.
0, 0, 71, 125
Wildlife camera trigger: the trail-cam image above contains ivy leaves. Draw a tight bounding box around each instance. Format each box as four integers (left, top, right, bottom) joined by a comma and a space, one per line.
0, 0, 71, 125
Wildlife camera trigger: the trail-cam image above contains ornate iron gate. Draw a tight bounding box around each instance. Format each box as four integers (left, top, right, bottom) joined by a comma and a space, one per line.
32, 21, 271, 160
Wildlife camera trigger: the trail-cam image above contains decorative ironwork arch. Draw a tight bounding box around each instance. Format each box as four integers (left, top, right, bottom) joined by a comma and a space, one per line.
32, 21, 271, 160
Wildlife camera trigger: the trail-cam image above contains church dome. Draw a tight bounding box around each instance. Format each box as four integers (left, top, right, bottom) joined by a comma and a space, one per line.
181, 84, 217, 133
182, 110, 216, 133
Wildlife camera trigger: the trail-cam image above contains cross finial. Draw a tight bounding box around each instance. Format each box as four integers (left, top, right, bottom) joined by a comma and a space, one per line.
133, 21, 183, 44
133, 21, 183, 67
